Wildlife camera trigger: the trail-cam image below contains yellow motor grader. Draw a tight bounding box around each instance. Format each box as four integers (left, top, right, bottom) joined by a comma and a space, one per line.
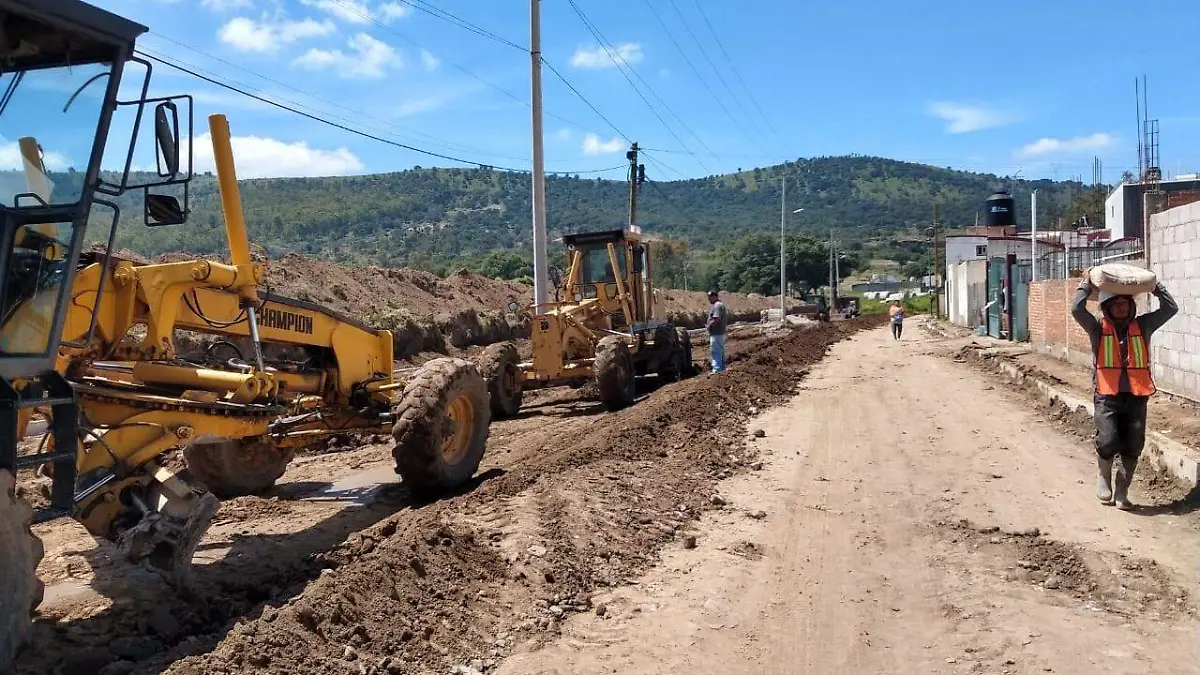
0, 2, 490, 668
480, 226, 695, 416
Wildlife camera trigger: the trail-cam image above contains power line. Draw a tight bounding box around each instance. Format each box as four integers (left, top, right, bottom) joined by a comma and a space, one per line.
640, 0, 770, 156
322, 0, 581, 129
691, 0, 781, 145
143, 36, 532, 163
640, 151, 689, 181
139, 51, 626, 176
390, 0, 526, 51
566, 0, 711, 174
665, 0, 770, 148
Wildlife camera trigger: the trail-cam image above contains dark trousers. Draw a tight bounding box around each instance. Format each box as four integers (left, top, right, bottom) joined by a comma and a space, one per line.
1094, 393, 1149, 461
891, 322, 903, 340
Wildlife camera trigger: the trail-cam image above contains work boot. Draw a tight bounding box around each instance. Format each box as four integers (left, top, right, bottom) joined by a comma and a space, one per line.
1114, 455, 1138, 511
1095, 456, 1114, 505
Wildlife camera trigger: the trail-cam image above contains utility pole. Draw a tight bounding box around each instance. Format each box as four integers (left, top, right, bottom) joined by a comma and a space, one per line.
626, 142, 641, 228
779, 176, 786, 324
932, 201, 940, 318
828, 229, 835, 311
529, 0, 549, 313
1031, 189, 1039, 282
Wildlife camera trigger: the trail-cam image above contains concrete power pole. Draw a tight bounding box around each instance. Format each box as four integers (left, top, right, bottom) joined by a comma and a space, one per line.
529, 0, 549, 313
779, 176, 786, 324
828, 229, 835, 311
1031, 189, 1039, 282
627, 142, 640, 228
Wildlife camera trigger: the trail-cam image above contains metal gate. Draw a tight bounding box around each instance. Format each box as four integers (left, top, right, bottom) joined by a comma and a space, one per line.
1010, 262, 1032, 342
986, 258, 1003, 338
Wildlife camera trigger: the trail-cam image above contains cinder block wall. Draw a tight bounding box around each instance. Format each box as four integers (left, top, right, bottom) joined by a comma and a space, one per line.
1149, 202, 1200, 400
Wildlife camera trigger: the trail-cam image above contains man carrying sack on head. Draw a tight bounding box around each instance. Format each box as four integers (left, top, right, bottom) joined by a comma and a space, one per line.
1072, 266, 1177, 510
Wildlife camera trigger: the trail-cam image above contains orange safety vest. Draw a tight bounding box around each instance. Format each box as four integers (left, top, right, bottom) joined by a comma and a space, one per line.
1096, 317, 1156, 396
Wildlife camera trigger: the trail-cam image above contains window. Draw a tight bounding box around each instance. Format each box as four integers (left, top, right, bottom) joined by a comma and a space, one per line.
579, 245, 626, 284
975, 245, 987, 257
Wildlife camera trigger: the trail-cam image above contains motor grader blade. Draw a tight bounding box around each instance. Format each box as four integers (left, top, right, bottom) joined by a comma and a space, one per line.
116, 474, 219, 591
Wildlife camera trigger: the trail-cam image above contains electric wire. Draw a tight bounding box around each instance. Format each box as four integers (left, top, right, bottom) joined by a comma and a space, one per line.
144, 33, 529, 162
665, 0, 770, 148
640, 0, 770, 156
323, 0, 582, 128
566, 0, 712, 174
389, 0, 526, 51
138, 51, 627, 176
691, 0, 782, 145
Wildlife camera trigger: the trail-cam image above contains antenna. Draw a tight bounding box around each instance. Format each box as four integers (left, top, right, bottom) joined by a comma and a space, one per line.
1136, 77, 1143, 182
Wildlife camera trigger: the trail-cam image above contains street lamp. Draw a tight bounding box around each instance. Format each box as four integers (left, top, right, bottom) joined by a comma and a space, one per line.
781, 196, 804, 324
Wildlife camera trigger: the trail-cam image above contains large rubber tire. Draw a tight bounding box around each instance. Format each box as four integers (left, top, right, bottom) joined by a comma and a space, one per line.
595, 335, 636, 411
478, 341, 523, 418
0, 470, 42, 671
654, 325, 682, 382
392, 357, 491, 494
183, 438, 295, 499
675, 326, 695, 378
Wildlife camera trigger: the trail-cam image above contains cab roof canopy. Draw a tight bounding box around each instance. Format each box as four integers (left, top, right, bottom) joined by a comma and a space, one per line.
0, 0, 147, 71
562, 228, 642, 247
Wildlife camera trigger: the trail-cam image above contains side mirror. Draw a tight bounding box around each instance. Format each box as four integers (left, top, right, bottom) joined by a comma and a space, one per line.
548, 266, 562, 287
145, 193, 186, 227
154, 101, 180, 177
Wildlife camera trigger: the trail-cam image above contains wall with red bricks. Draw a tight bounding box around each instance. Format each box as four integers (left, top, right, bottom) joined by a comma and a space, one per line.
1028, 279, 1096, 368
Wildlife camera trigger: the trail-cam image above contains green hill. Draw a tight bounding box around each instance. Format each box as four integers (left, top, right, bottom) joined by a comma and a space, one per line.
12, 156, 1100, 294
75, 155, 1088, 265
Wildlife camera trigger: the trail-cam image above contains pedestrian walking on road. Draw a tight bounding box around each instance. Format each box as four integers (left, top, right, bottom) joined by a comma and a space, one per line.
1072, 275, 1177, 510
707, 289, 727, 374
888, 300, 904, 340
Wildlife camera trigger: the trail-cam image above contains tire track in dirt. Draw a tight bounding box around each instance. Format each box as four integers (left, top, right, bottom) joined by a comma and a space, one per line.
139, 318, 882, 675
16, 319, 874, 674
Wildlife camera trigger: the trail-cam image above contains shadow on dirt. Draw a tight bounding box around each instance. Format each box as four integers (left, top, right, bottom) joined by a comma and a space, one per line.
1130, 482, 1200, 517
16, 470, 504, 674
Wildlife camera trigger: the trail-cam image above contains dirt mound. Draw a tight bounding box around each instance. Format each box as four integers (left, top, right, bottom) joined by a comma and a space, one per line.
943, 519, 1191, 620
106, 317, 883, 675
137, 250, 792, 358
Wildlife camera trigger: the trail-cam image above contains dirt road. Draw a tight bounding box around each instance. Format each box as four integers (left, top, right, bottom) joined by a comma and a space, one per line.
498, 321, 1200, 675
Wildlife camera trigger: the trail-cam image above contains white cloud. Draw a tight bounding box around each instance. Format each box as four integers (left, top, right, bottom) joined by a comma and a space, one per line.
201, 0, 252, 11
570, 42, 643, 69
1016, 132, 1116, 158
301, 0, 371, 23
419, 48, 440, 72
190, 132, 363, 178
582, 133, 623, 155
553, 128, 573, 141
0, 140, 70, 172
926, 101, 1014, 134
379, 2, 412, 21
294, 33, 401, 79
217, 16, 335, 53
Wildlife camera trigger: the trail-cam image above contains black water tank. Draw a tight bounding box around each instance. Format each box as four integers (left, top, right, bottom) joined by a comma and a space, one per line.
984, 191, 1015, 228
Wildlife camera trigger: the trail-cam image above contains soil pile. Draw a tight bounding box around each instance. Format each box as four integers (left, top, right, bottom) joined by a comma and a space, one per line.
143, 316, 884, 675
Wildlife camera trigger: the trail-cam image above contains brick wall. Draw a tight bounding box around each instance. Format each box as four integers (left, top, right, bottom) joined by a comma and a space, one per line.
1028, 279, 1096, 369
1148, 202, 1200, 400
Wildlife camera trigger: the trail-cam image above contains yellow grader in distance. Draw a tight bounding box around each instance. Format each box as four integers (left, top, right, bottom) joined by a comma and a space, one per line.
1, 1, 491, 668
480, 224, 696, 416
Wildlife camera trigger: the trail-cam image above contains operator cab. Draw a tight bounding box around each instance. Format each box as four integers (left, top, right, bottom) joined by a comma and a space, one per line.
0, 0, 190, 376
0, 0, 193, 519
560, 228, 653, 328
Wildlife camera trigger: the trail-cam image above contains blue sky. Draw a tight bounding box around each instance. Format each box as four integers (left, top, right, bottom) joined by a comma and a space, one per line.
42, 0, 1200, 182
